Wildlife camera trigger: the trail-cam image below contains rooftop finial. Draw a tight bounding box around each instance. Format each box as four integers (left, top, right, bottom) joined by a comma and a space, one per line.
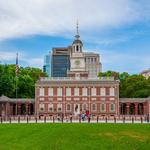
77, 20, 79, 35
75, 20, 80, 39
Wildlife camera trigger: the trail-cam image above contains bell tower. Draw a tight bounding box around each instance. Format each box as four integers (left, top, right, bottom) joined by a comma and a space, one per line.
67, 22, 88, 79
72, 21, 83, 53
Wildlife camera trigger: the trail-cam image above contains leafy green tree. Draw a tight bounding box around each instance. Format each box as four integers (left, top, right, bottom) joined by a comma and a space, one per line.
0, 64, 47, 98
98, 71, 150, 98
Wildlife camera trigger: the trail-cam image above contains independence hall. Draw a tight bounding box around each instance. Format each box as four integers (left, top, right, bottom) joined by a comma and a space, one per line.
0, 25, 150, 117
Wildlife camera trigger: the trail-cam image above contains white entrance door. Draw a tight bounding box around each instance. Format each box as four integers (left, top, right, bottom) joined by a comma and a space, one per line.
74, 104, 80, 115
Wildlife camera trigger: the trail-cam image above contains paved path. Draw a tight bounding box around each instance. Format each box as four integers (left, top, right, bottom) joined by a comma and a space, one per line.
1, 119, 149, 124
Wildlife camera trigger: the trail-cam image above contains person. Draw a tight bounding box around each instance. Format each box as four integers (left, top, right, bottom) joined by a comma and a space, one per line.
70, 114, 72, 123
86, 110, 89, 117
147, 114, 149, 123
81, 113, 85, 121
88, 114, 91, 123
57, 114, 60, 121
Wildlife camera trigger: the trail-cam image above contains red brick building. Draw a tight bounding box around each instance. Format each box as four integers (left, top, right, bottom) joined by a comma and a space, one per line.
35, 77, 119, 116
1, 25, 150, 118
34, 25, 150, 117
120, 98, 150, 115
0, 95, 34, 116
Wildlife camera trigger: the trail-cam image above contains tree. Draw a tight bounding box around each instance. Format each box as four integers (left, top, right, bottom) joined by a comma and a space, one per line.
0, 64, 47, 98
98, 71, 150, 98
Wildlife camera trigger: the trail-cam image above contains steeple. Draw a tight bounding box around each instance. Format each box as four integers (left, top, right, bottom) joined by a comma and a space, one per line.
75, 20, 80, 39
72, 21, 83, 53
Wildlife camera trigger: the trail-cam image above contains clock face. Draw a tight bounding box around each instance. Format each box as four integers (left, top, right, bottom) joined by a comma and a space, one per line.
75, 60, 80, 66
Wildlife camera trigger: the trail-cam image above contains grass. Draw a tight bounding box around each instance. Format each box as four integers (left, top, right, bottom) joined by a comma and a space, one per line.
0, 123, 150, 150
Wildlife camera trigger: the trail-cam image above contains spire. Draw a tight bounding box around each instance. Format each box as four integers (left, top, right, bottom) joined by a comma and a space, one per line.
75, 20, 80, 39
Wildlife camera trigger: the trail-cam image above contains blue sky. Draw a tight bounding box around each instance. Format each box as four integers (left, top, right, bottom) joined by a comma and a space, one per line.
0, 0, 150, 74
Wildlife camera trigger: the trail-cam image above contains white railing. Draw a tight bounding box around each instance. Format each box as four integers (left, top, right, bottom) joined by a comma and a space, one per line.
39, 77, 115, 81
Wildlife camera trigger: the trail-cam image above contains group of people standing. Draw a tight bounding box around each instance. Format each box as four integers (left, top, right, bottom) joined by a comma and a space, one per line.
80, 110, 91, 122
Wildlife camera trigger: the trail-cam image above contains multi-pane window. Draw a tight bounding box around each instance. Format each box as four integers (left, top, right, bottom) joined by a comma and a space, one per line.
66, 104, 71, 111
100, 103, 106, 112
110, 103, 115, 112
66, 88, 71, 96
82, 88, 88, 96
48, 103, 53, 112
92, 103, 96, 111
39, 88, 44, 96
57, 88, 62, 96
74, 88, 79, 96
57, 103, 62, 112
82, 103, 88, 111
100, 88, 106, 96
48, 88, 53, 96
91, 87, 96, 96
39, 103, 44, 111
110, 87, 115, 96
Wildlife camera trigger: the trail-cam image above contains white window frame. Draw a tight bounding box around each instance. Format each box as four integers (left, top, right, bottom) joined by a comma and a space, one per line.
66, 88, 71, 97
74, 88, 79, 96
57, 88, 62, 97
100, 103, 106, 112
82, 88, 88, 96
57, 103, 62, 112
39, 88, 44, 96
66, 103, 71, 112
82, 103, 88, 111
110, 103, 115, 112
48, 103, 53, 112
92, 103, 97, 112
91, 87, 96, 96
110, 87, 115, 96
39, 103, 44, 112
48, 88, 53, 96
100, 88, 106, 96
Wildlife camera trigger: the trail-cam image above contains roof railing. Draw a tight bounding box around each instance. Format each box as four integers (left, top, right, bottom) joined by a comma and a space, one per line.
39, 77, 115, 81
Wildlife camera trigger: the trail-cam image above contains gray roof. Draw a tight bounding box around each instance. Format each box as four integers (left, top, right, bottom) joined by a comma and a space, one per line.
0, 95, 11, 102
0, 95, 34, 103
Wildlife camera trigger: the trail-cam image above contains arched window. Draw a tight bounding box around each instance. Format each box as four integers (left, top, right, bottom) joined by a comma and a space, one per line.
92, 104, 96, 111
66, 104, 71, 111
76, 45, 79, 52
83, 104, 87, 111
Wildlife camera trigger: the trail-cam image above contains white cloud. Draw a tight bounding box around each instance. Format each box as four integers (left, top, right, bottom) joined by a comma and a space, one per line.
0, 51, 17, 61
0, 0, 150, 41
0, 51, 43, 68
22, 58, 43, 68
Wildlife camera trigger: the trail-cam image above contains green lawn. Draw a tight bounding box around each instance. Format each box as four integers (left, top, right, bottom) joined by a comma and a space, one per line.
0, 123, 150, 150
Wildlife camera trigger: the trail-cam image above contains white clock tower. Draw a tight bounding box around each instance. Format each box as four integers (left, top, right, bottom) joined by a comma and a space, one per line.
67, 22, 88, 78
70, 22, 85, 72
